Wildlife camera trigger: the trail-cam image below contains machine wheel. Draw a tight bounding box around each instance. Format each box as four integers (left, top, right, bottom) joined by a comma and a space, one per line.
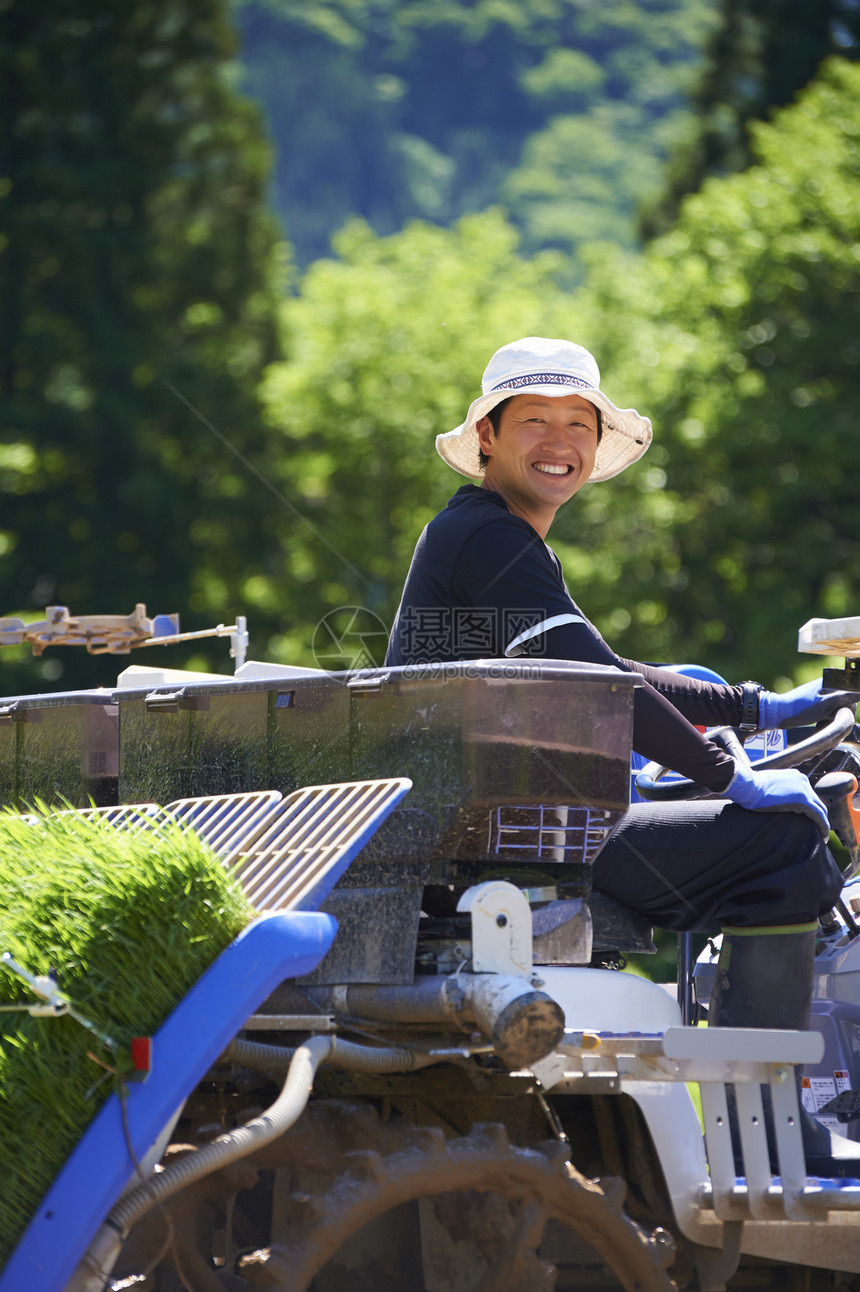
237, 1113, 677, 1292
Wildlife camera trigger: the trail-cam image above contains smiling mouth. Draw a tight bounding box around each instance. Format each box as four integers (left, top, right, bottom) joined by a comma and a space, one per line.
532, 462, 572, 476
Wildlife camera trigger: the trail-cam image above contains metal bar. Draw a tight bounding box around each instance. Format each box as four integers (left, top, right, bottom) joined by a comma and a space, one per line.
243, 1015, 337, 1032
769, 1063, 810, 1220
663, 1025, 824, 1066
698, 1181, 860, 1212
735, 1082, 772, 1218
677, 931, 694, 1025
700, 1082, 739, 1222
138, 624, 239, 647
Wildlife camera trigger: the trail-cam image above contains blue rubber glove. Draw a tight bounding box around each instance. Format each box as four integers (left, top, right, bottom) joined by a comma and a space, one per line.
724, 760, 830, 838
758, 679, 858, 730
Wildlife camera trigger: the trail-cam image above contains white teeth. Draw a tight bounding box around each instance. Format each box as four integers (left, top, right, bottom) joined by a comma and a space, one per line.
534, 462, 569, 476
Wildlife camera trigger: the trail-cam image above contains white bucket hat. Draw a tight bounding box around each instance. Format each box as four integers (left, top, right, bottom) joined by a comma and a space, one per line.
436, 337, 652, 483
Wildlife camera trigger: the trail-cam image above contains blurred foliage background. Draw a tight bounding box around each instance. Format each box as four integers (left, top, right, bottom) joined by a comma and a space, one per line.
2, 0, 860, 697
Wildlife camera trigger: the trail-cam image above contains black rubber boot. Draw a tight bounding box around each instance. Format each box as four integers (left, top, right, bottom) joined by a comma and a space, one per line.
709, 925, 860, 1178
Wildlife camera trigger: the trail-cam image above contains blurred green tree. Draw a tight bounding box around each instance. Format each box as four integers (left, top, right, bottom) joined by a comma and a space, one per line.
567, 58, 860, 686
236, 0, 718, 266
645, 0, 860, 235
503, 0, 719, 262
0, 0, 285, 691
502, 104, 677, 261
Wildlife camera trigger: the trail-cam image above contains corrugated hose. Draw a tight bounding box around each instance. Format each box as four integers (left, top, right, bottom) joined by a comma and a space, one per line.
70, 1035, 442, 1290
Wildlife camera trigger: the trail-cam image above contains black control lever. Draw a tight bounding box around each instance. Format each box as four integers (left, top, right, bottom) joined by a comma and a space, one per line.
815, 771, 860, 855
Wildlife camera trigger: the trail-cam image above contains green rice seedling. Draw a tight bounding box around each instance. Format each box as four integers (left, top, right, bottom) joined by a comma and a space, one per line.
0, 805, 254, 1266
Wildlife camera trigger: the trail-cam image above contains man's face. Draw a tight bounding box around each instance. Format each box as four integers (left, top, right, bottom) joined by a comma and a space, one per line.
475, 393, 600, 532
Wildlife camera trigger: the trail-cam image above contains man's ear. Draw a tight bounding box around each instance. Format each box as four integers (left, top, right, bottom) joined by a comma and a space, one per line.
475, 415, 495, 456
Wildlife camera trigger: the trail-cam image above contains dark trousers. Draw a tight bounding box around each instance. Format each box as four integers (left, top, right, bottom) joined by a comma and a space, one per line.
591, 801, 843, 933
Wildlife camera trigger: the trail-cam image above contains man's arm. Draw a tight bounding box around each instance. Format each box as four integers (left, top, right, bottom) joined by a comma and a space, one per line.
455, 520, 737, 790
616, 658, 745, 727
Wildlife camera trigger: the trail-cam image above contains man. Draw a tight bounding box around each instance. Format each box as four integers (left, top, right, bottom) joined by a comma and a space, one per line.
386, 336, 857, 1170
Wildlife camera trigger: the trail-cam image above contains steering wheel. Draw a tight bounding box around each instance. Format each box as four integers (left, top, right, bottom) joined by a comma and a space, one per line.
634, 706, 858, 803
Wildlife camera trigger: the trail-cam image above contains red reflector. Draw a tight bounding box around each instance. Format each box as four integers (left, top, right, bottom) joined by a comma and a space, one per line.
130, 1037, 152, 1073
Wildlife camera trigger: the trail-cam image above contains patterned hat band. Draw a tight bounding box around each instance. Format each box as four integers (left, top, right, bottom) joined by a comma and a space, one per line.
490, 372, 593, 394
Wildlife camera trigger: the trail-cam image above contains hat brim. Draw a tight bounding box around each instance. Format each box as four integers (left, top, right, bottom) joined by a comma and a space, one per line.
436, 383, 652, 483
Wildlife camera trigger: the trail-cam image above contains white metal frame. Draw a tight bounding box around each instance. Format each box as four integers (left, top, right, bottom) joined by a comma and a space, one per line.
533, 1021, 860, 1280
227, 778, 411, 911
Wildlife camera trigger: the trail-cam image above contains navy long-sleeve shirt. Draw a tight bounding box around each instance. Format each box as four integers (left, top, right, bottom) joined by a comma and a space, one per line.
386, 485, 739, 791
